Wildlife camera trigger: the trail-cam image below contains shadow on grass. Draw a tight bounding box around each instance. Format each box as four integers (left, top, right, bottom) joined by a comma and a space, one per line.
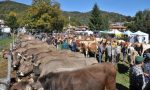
116, 83, 129, 90
117, 63, 129, 74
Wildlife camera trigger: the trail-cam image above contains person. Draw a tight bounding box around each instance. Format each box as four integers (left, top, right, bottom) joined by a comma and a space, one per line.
106, 42, 112, 62
46, 37, 51, 48
58, 40, 62, 50
53, 38, 58, 48
71, 40, 77, 52
62, 38, 69, 49
121, 43, 128, 62
115, 42, 121, 63
112, 41, 116, 63
135, 43, 143, 56
98, 42, 104, 63
142, 37, 146, 44
129, 56, 146, 90
128, 44, 135, 64
143, 53, 150, 83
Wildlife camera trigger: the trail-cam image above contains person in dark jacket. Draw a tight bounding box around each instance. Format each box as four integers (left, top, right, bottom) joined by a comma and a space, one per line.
129, 56, 146, 90
143, 53, 150, 83
98, 42, 104, 63
71, 40, 77, 52
53, 38, 58, 48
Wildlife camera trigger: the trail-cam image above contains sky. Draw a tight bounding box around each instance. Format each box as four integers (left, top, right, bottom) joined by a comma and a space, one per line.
12, 0, 150, 16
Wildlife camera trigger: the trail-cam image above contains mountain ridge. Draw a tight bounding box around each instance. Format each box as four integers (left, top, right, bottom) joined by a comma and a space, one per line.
0, 1, 128, 25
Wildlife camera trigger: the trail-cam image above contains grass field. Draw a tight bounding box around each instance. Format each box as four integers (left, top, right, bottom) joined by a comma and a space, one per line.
0, 37, 130, 89
0, 36, 13, 51
0, 36, 13, 78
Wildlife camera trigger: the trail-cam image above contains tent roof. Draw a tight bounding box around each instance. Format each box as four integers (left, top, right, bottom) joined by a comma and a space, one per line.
99, 31, 109, 33
132, 31, 148, 36
109, 30, 123, 34
123, 30, 133, 35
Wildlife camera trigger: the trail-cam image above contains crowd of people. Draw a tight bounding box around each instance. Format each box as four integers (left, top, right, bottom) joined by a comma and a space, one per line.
97, 39, 150, 90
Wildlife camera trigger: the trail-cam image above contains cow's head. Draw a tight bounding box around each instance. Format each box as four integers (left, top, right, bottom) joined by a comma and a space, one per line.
18, 61, 34, 77
12, 52, 22, 69
31, 81, 43, 90
2, 49, 9, 59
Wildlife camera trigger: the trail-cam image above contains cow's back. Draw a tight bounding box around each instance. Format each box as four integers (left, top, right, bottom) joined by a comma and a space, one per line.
39, 63, 116, 90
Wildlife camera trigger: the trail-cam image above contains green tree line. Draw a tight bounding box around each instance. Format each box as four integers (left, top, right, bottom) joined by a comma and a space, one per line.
125, 9, 150, 34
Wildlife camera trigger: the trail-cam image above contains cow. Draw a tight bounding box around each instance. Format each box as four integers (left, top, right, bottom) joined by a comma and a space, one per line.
88, 42, 98, 57
10, 81, 32, 90
11, 47, 28, 69
17, 34, 34, 42
80, 41, 98, 58
37, 63, 116, 90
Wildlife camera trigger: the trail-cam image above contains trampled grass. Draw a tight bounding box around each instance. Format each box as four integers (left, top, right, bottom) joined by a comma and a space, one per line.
116, 62, 130, 90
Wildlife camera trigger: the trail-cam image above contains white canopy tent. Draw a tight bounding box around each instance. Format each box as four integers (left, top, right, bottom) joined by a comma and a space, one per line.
1, 27, 11, 33
131, 31, 149, 43
84, 30, 93, 35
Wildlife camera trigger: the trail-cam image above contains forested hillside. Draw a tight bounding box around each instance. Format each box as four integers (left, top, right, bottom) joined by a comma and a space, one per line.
0, 1, 29, 19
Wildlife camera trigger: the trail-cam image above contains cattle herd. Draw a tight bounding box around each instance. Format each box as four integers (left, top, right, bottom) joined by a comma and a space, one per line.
1, 34, 117, 90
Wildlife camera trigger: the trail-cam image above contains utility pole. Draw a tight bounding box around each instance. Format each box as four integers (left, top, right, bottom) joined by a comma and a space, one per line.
68, 16, 71, 34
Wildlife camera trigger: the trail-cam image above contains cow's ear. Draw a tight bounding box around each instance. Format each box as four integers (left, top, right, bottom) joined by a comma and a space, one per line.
33, 63, 38, 66
38, 63, 41, 66
24, 58, 26, 61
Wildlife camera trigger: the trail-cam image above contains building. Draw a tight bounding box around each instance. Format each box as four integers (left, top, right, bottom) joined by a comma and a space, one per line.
109, 22, 127, 31
0, 19, 5, 28
76, 25, 88, 31
0, 19, 11, 33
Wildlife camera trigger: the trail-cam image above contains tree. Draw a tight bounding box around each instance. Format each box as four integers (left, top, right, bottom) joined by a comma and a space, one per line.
32, 0, 50, 5
89, 4, 108, 31
21, 0, 65, 32
5, 11, 19, 33
101, 15, 109, 30
128, 10, 150, 33
127, 10, 150, 35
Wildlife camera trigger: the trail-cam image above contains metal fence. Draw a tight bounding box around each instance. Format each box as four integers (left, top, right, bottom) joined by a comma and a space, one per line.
0, 33, 10, 40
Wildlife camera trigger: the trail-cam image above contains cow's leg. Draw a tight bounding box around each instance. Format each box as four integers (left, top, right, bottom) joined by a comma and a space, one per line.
85, 50, 89, 58
94, 52, 97, 58
105, 72, 116, 90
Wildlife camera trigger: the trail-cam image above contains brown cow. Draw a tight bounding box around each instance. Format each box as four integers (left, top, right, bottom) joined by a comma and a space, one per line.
38, 63, 116, 90
10, 81, 32, 90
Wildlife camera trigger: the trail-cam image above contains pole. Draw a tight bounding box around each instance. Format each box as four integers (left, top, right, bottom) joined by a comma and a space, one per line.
68, 16, 70, 34
6, 54, 12, 85
13, 30, 14, 49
